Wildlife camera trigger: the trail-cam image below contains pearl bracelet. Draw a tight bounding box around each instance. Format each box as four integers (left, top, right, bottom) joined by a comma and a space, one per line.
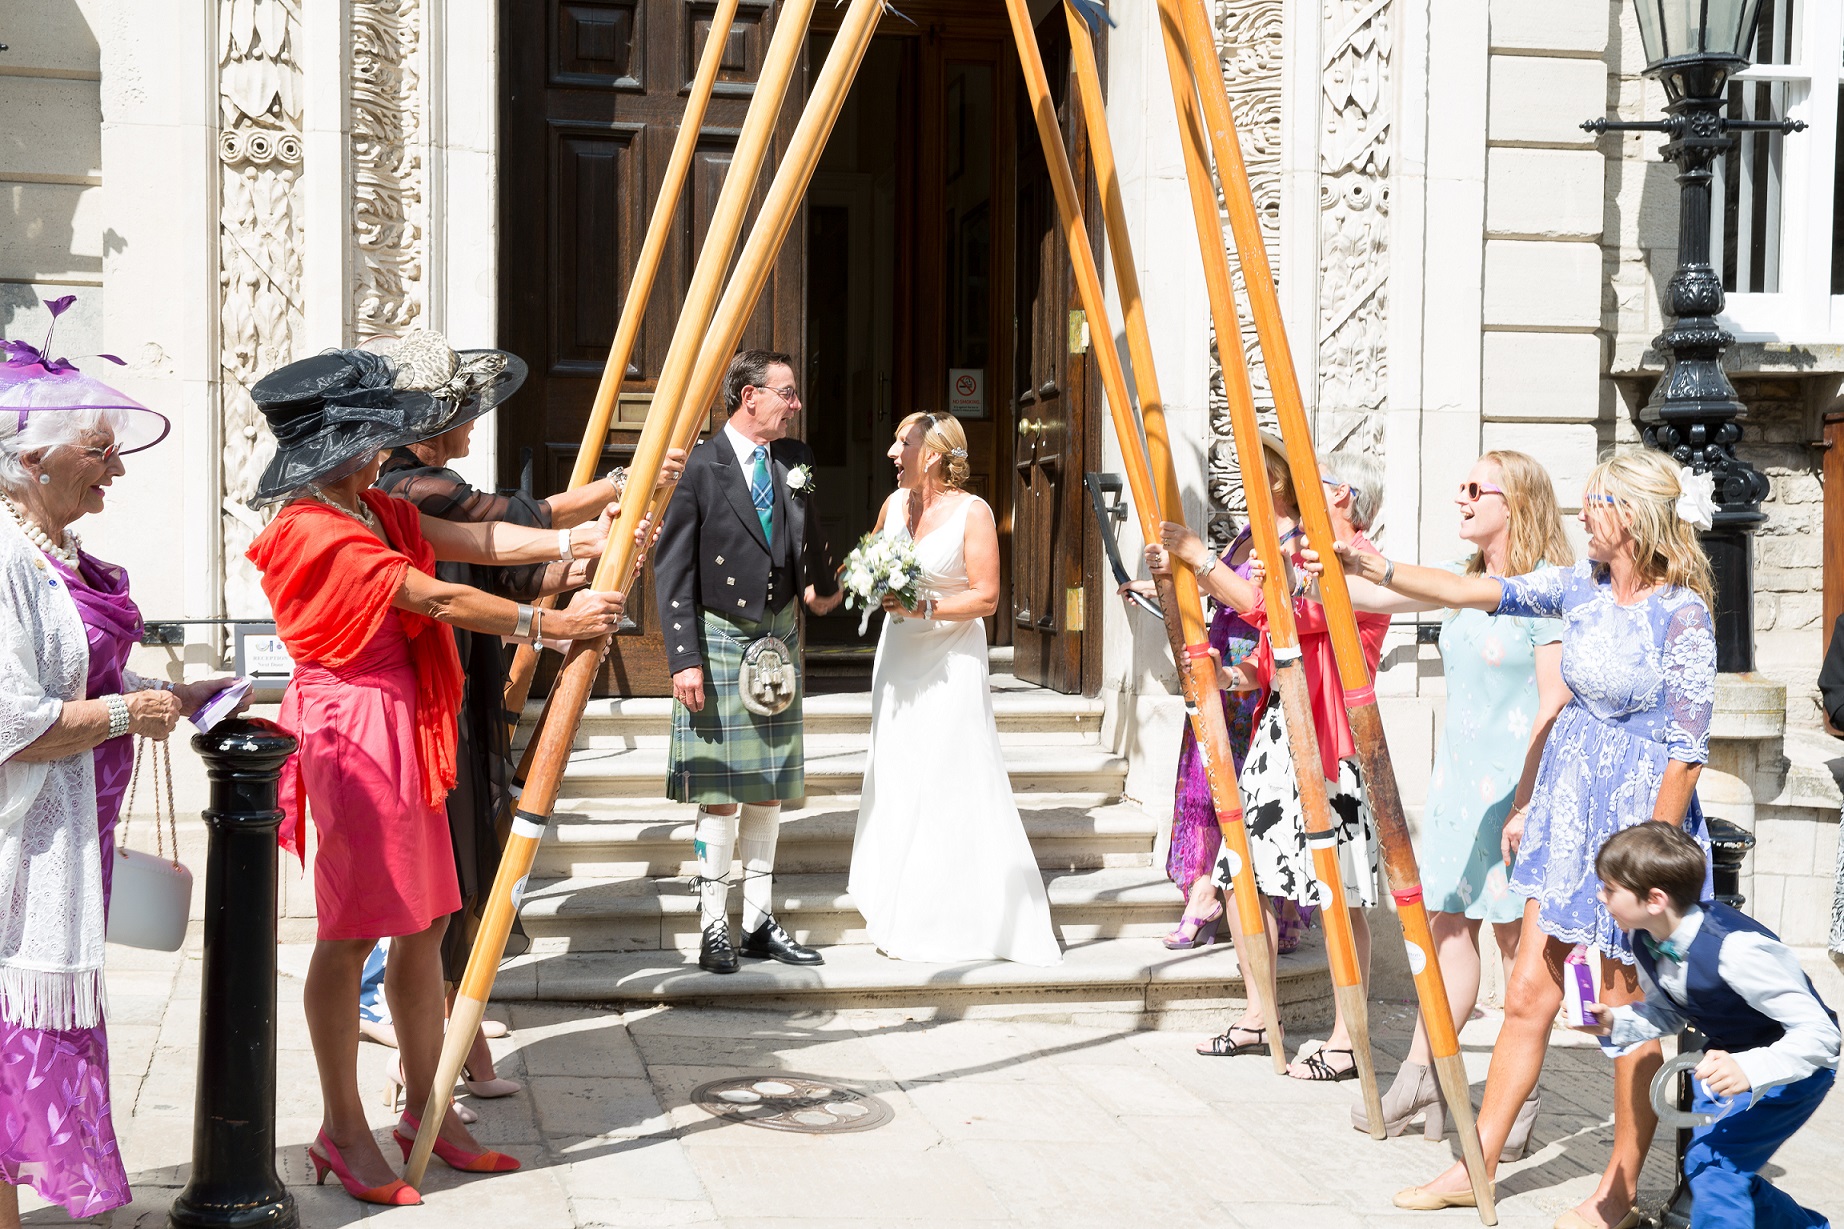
104, 692, 130, 739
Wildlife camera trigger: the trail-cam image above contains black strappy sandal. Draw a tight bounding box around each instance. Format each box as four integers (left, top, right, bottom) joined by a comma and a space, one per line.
1289, 1041, 1358, 1082
1196, 1025, 1268, 1057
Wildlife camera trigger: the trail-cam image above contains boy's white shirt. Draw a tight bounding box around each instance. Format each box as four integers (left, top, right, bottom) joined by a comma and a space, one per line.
1602, 905, 1841, 1102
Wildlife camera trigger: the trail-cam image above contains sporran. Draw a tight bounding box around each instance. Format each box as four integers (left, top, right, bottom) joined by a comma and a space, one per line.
738, 634, 799, 716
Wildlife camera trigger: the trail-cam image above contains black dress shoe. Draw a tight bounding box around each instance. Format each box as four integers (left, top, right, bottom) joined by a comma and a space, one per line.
699, 919, 739, 974
739, 915, 824, 966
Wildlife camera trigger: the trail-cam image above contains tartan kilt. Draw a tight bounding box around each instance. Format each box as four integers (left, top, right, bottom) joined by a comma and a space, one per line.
667, 603, 805, 804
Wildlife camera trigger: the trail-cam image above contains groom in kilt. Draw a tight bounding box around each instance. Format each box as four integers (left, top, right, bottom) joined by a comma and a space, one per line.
654, 350, 841, 973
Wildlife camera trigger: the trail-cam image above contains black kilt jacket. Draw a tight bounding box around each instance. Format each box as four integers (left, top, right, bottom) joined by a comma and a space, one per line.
653, 433, 839, 675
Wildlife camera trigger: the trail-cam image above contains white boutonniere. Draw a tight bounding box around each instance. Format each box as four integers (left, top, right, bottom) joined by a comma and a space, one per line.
1675, 466, 1717, 532
786, 463, 816, 496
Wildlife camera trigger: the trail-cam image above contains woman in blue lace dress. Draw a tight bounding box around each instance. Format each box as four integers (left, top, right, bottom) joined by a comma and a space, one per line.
1318, 449, 1718, 1229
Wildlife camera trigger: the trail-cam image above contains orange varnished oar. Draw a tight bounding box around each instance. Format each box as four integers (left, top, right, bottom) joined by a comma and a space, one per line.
1141, 0, 1382, 1129
401, 0, 841, 1185
501, 0, 746, 739
1059, 0, 1284, 1074
1171, 0, 1495, 1217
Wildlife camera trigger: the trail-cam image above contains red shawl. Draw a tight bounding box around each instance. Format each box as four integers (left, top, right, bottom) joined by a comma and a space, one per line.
246, 489, 465, 813
1241, 532, 1392, 783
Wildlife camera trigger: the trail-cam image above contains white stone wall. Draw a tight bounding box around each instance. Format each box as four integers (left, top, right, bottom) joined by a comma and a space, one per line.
2, 4, 106, 373
1481, 0, 1608, 534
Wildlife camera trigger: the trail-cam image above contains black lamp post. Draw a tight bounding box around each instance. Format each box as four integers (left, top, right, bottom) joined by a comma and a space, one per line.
1585, 0, 1804, 674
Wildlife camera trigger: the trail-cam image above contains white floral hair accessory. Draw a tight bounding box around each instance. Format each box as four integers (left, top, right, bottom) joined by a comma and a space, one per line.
1675, 466, 1717, 531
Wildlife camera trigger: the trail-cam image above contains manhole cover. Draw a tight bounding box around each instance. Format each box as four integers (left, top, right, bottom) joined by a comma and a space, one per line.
690, 1073, 893, 1134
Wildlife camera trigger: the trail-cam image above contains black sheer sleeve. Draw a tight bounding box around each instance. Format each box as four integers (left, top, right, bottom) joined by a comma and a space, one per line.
376, 453, 555, 599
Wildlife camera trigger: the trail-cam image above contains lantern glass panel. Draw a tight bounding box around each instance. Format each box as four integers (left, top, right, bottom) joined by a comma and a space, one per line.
1633, 0, 1765, 66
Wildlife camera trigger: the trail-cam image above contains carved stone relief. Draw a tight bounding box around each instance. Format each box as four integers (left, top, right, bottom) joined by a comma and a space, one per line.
1206, 0, 1391, 541
1207, 0, 1285, 540
218, 0, 305, 615
1314, 0, 1391, 463
352, 0, 426, 338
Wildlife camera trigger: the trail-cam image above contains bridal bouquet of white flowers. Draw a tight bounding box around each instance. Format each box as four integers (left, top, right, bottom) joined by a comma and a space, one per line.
840, 532, 924, 636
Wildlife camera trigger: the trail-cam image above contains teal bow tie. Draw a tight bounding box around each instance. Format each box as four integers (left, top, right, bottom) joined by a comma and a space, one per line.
1640, 932, 1684, 963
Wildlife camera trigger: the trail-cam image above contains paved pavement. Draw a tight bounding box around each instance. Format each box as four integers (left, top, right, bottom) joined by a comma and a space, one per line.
21, 941, 1844, 1228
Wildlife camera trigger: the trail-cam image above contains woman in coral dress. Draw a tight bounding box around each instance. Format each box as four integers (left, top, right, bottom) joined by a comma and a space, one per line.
245, 337, 627, 1205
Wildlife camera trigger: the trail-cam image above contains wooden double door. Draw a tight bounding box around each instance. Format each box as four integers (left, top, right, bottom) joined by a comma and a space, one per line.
499, 0, 1101, 695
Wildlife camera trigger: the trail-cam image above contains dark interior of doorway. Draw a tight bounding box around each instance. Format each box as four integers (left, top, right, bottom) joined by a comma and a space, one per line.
804, 34, 903, 671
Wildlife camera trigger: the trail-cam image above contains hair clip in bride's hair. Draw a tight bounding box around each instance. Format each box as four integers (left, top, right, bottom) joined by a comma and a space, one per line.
948, 447, 967, 458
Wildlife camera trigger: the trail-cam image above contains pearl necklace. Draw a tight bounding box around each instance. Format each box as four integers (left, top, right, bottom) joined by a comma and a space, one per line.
0, 494, 79, 568
308, 489, 380, 531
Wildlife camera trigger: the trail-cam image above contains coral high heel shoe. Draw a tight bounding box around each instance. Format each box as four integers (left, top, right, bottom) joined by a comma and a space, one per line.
393, 1112, 521, 1174
307, 1130, 421, 1206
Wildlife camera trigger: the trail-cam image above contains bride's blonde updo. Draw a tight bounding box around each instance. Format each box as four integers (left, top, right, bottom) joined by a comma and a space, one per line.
896, 411, 970, 488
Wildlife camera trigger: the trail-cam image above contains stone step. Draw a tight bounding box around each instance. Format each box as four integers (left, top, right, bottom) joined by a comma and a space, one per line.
518, 866, 1186, 954
531, 798, 1160, 878
490, 933, 1335, 1032
548, 743, 1129, 799
520, 690, 1106, 749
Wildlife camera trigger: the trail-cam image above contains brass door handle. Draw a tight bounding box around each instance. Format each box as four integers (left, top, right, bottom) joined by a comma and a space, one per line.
1017, 418, 1039, 437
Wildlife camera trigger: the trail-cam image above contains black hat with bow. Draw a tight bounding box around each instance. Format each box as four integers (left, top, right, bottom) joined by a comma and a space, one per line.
247, 331, 526, 507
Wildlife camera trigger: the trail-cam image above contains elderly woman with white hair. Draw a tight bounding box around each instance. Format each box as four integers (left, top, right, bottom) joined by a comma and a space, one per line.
1150, 448, 1392, 1082
0, 303, 237, 1226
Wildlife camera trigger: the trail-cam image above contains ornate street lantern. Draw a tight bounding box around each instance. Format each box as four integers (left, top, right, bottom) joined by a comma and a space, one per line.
1586, 0, 1803, 673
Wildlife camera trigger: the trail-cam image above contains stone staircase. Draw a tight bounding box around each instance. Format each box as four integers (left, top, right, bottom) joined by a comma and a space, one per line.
497, 667, 1333, 1028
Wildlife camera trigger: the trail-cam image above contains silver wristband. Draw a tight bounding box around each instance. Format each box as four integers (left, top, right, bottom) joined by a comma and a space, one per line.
558, 528, 574, 561
513, 603, 535, 640
1380, 558, 1397, 588
104, 692, 130, 739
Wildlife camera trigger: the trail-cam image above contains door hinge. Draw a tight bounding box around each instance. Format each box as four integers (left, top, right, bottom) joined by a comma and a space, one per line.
1068, 310, 1089, 355
1065, 586, 1085, 632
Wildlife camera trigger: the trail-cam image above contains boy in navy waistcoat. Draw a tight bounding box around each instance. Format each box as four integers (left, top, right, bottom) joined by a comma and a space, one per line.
1575, 823, 1838, 1229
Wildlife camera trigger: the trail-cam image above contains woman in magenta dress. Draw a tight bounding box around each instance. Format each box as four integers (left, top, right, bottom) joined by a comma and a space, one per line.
1119, 432, 1308, 951
0, 307, 236, 1225
244, 336, 628, 1205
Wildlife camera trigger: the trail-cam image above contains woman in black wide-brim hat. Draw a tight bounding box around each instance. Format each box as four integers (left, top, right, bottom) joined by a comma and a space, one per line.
370, 334, 683, 1108
244, 334, 630, 1204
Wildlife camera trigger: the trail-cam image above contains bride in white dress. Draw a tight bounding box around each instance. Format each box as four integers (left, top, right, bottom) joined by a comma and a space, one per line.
848, 412, 1062, 966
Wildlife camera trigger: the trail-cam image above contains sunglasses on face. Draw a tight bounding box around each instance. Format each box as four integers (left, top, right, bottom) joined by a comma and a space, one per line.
759, 385, 800, 404
1584, 493, 1618, 507
1458, 481, 1505, 501
75, 443, 122, 464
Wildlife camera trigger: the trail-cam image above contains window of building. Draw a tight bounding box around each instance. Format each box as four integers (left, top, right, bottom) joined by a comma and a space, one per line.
1712, 0, 1844, 341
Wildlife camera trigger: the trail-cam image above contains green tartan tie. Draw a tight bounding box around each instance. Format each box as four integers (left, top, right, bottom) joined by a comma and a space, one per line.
749, 445, 773, 541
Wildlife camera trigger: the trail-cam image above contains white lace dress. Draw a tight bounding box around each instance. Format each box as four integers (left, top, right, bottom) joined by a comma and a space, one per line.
848, 495, 1062, 965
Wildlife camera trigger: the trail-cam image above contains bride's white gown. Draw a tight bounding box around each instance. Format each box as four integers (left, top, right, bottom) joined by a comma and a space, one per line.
848, 494, 1063, 966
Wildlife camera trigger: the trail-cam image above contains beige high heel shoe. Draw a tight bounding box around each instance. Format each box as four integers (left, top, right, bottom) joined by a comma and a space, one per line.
384, 1059, 477, 1124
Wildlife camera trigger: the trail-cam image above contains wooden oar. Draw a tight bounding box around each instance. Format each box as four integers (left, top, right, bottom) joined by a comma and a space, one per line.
1133, 0, 1379, 1126
1059, 0, 1285, 1075
402, 0, 827, 1185
1170, 0, 1496, 1217
500, 0, 746, 740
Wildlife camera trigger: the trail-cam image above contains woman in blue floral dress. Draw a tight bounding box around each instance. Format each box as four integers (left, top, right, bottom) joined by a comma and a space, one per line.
1320, 449, 1718, 1229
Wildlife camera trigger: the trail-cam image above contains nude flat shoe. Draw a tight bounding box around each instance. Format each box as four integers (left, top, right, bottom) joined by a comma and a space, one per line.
1392, 1183, 1479, 1210
1552, 1210, 1641, 1229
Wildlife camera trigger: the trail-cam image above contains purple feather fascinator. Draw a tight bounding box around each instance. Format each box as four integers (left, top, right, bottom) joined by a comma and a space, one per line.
0, 296, 170, 454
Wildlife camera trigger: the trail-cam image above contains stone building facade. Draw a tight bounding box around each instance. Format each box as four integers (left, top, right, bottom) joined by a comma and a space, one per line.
5, 0, 1838, 943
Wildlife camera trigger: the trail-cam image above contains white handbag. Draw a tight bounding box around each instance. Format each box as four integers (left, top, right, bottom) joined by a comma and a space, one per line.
106, 736, 193, 951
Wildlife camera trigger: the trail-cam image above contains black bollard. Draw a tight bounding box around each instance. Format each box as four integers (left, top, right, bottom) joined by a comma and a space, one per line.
169, 719, 299, 1229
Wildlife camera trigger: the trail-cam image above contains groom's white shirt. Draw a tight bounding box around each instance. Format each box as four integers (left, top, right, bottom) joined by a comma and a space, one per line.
723, 421, 766, 469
